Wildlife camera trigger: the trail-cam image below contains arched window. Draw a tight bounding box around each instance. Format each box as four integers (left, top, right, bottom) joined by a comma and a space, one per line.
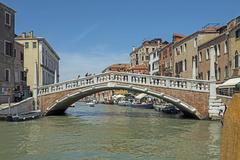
235, 51, 239, 68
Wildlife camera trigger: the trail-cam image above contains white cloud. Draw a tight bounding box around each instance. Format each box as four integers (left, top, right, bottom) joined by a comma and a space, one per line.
59, 50, 129, 81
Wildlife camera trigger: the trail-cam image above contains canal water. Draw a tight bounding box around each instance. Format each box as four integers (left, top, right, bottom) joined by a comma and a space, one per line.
0, 102, 221, 160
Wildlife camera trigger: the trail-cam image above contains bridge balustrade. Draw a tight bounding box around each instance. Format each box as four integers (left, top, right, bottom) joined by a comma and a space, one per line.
37, 72, 212, 95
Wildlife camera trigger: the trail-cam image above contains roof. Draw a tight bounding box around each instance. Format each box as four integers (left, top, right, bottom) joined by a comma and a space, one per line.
0, 2, 16, 13
15, 34, 60, 60
173, 27, 220, 47
129, 64, 148, 70
102, 63, 130, 73
218, 78, 240, 88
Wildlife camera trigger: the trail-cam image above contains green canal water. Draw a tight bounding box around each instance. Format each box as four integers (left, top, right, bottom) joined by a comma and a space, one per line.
0, 103, 221, 160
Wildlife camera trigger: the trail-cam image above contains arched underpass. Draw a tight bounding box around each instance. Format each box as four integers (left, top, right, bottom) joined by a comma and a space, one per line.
43, 85, 202, 119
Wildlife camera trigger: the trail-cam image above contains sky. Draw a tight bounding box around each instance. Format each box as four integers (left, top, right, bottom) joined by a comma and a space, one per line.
1, 0, 240, 81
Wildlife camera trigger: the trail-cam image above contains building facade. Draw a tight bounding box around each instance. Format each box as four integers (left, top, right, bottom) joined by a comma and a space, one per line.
130, 38, 168, 74
173, 27, 220, 78
158, 33, 185, 76
15, 31, 60, 90
227, 16, 240, 78
14, 41, 28, 97
198, 30, 229, 83
149, 49, 160, 75
0, 3, 15, 103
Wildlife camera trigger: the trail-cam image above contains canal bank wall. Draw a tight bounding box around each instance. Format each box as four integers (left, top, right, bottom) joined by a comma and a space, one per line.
221, 93, 240, 160
0, 97, 34, 116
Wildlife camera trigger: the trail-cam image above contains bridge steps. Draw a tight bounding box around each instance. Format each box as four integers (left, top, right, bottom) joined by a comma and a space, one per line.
209, 98, 226, 120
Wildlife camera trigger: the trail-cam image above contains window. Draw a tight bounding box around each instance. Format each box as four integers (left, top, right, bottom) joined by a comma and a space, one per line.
206, 49, 210, 60
146, 48, 149, 53
236, 29, 240, 39
180, 46, 183, 53
5, 12, 11, 26
33, 42, 37, 48
152, 48, 155, 52
20, 71, 25, 81
20, 52, 24, 61
199, 52, 202, 62
183, 59, 187, 71
217, 68, 221, 81
5, 69, 10, 82
184, 43, 187, 51
224, 41, 228, 54
235, 51, 239, 68
224, 66, 229, 78
207, 71, 210, 80
214, 45, 218, 57
217, 44, 221, 56
13, 49, 16, 57
4, 41, 13, 56
194, 38, 197, 48
146, 56, 149, 60
25, 42, 29, 48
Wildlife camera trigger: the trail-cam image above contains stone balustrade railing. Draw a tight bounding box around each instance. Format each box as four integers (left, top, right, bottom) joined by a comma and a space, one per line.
38, 72, 213, 95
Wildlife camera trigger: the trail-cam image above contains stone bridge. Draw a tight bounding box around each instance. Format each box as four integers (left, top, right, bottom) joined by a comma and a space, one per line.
35, 71, 225, 120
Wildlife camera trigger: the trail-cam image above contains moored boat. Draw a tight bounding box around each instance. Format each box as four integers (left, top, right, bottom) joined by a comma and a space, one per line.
130, 103, 154, 109
86, 102, 95, 107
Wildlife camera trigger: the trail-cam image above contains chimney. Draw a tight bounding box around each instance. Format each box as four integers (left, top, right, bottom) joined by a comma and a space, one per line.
28, 31, 34, 38
132, 47, 136, 51
22, 32, 26, 38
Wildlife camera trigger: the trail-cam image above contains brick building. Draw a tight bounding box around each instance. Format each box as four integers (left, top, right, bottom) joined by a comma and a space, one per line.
227, 16, 240, 78
173, 27, 220, 78
0, 3, 16, 103
198, 27, 229, 83
159, 33, 185, 76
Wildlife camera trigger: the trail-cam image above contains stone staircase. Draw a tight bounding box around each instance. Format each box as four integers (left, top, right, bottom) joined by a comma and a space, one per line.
208, 98, 226, 120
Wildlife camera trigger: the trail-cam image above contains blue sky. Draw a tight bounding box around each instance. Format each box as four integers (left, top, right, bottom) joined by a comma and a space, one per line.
2, 0, 240, 80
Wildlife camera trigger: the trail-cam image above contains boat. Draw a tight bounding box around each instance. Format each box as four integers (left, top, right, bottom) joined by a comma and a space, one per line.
86, 102, 95, 107
6, 110, 42, 122
118, 100, 131, 106
130, 103, 154, 109
161, 105, 180, 114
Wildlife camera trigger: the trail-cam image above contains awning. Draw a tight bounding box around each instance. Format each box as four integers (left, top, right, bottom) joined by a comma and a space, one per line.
115, 95, 125, 99
135, 93, 147, 99
217, 78, 240, 88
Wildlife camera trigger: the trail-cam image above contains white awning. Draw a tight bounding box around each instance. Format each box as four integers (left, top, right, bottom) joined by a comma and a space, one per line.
217, 78, 240, 88
115, 95, 125, 99
135, 93, 147, 99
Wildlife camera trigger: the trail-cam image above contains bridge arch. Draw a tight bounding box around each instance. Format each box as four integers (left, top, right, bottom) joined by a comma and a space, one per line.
42, 83, 203, 119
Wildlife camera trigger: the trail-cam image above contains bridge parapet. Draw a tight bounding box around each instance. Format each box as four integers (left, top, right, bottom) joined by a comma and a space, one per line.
38, 72, 213, 96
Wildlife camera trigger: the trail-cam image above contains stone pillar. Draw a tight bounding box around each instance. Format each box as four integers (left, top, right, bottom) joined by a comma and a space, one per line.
192, 56, 196, 79
33, 62, 39, 110
209, 46, 216, 99
208, 46, 222, 120
54, 69, 57, 84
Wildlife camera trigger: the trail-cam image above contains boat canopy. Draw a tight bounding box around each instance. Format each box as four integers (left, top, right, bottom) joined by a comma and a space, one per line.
217, 78, 240, 89
135, 93, 147, 100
